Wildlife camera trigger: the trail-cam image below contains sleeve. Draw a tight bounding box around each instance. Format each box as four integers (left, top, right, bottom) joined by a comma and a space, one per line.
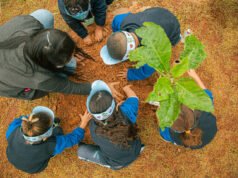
91, 0, 107, 26
58, 0, 88, 38
37, 76, 91, 95
119, 97, 139, 124
6, 116, 23, 139
204, 89, 214, 104
127, 64, 155, 81
53, 127, 85, 155
159, 127, 173, 143
111, 13, 130, 32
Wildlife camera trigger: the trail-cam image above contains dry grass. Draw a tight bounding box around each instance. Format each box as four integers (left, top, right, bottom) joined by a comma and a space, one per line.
0, 0, 238, 177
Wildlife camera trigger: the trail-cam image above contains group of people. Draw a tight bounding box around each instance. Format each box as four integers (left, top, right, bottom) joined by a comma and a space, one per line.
0, 0, 217, 174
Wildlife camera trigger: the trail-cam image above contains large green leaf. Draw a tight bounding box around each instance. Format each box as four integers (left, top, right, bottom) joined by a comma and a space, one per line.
146, 77, 174, 102
156, 93, 181, 130
180, 35, 207, 69
171, 57, 189, 78
176, 78, 214, 112
129, 22, 172, 73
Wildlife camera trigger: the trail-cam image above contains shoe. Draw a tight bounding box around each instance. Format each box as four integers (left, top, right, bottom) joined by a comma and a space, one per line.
180, 29, 192, 43
53, 117, 61, 127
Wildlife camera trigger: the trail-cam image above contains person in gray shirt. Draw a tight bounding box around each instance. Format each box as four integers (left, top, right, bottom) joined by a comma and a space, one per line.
0, 9, 94, 100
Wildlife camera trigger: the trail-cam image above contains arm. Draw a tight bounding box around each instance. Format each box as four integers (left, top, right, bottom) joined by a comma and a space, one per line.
38, 76, 91, 95
119, 85, 139, 124
58, 0, 88, 39
91, 0, 107, 27
6, 116, 24, 139
127, 64, 155, 81
53, 110, 92, 155
111, 13, 130, 32
187, 70, 213, 103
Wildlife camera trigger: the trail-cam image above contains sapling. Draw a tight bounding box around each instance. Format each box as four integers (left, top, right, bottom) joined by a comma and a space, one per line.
129, 22, 214, 129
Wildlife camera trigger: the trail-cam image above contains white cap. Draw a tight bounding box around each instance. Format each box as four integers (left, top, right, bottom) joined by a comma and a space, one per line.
86, 80, 115, 120
100, 31, 136, 65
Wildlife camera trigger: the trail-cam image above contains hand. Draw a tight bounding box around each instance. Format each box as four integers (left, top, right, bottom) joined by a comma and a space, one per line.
108, 82, 124, 102
83, 35, 93, 46
79, 110, 92, 129
187, 69, 198, 79
123, 85, 137, 98
94, 25, 104, 42
116, 100, 125, 111
117, 69, 128, 80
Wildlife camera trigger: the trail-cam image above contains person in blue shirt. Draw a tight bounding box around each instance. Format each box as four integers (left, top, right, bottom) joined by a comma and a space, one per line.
6, 106, 91, 174
159, 70, 217, 149
100, 7, 181, 81
58, 0, 114, 45
77, 80, 144, 170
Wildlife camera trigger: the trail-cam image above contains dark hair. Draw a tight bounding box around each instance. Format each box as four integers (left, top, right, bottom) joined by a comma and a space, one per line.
172, 105, 203, 147
89, 91, 139, 148
107, 32, 127, 60
22, 112, 52, 137
64, 0, 89, 11
0, 29, 93, 76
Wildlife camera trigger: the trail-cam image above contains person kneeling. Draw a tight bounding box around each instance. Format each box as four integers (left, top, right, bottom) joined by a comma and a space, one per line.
77, 80, 144, 170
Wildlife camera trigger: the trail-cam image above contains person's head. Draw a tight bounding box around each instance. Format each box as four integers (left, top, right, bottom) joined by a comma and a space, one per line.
171, 105, 202, 147
0, 28, 93, 75
64, 0, 90, 19
100, 31, 137, 65
87, 80, 138, 148
21, 106, 55, 144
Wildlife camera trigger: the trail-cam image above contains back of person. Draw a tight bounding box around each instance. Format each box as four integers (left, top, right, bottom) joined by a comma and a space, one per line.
7, 126, 56, 173
89, 109, 142, 167
121, 7, 181, 45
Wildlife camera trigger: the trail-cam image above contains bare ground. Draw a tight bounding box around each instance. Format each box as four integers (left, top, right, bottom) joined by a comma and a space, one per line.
0, 0, 238, 177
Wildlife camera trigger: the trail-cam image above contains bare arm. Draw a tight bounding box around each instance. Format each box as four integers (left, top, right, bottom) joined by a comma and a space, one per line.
187, 69, 206, 89
123, 85, 137, 98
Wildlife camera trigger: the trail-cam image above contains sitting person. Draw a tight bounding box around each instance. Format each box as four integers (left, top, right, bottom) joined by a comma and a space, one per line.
6, 106, 92, 173
58, 0, 114, 45
100, 7, 181, 81
0, 9, 97, 100
159, 70, 217, 149
77, 80, 144, 170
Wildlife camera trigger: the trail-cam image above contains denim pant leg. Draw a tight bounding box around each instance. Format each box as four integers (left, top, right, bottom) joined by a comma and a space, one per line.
30, 9, 54, 29
77, 144, 112, 169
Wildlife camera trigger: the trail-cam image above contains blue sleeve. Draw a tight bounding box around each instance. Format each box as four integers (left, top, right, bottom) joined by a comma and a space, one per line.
127, 64, 155, 81
6, 116, 24, 139
159, 127, 173, 143
53, 127, 85, 155
119, 97, 139, 124
204, 89, 214, 104
112, 13, 130, 32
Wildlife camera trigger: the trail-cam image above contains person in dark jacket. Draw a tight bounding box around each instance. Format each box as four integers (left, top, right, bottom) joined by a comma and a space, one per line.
6, 106, 92, 174
58, 0, 114, 45
159, 70, 217, 149
0, 9, 95, 100
77, 81, 144, 170
100, 7, 181, 81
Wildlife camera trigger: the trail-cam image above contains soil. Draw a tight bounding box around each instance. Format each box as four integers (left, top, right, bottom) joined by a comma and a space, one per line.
0, 0, 238, 177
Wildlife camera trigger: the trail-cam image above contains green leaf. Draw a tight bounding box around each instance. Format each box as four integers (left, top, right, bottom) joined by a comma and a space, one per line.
180, 35, 207, 69
146, 77, 174, 102
129, 22, 172, 73
156, 93, 181, 130
171, 57, 189, 78
176, 78, 214, 112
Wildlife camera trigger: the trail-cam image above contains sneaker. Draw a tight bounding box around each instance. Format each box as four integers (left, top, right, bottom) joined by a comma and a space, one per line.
180, 29, 192, 43
53, 118, 61, 127
148, 101, 160, 107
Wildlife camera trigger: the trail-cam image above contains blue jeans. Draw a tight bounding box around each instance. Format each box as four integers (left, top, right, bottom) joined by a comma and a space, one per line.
30, 9, 54, 29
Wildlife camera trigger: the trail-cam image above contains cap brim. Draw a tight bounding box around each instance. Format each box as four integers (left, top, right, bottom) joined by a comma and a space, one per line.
100, 45, 128, 65
86, 80, 112, 113
32, 106, 55, 121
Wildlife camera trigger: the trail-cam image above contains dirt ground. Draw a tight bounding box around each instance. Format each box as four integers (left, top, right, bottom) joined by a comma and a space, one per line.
0, 0, 238, 177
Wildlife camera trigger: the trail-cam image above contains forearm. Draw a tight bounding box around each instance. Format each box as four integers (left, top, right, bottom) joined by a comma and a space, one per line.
93, 0, 107, 26
38, 77, 91, 95
54, 127, 85, 155
191, 75, 206, 89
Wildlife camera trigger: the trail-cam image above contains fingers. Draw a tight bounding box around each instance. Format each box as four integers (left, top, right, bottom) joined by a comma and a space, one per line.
116, 100, 124, 111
